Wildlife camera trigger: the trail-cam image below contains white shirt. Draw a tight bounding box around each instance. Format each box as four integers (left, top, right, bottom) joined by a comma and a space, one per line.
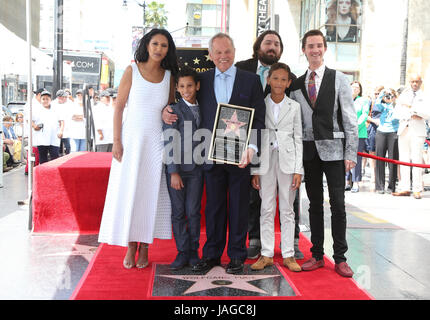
68, 103, 86, 139
267, 95, 288, 150
305, 64, 326, 97
93, 102, 114, 145
32, 104, 62, 147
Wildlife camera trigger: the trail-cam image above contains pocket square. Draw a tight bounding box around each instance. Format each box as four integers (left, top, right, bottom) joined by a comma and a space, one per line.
240, 93, 249, 99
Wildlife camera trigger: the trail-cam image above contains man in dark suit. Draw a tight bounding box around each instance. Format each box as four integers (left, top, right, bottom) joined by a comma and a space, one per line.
163, 33, 266, 274
235, 30, 303, 261
290, 29, 358, 278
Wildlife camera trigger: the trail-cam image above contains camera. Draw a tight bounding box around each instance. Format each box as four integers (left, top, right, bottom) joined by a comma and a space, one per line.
37, 123, 44, 129
384, 93, 394, 100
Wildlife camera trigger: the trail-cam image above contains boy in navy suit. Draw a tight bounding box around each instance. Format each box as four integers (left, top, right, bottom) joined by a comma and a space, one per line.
163, 67, 204, 270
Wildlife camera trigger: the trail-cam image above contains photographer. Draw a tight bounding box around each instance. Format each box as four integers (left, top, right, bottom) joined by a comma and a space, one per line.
31, 91, 64, 164
373, 88, 399, 194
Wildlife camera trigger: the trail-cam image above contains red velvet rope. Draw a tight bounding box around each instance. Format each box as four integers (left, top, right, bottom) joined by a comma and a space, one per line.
358, 152, 430, 168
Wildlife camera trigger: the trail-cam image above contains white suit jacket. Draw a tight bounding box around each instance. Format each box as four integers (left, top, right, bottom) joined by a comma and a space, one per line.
257, 95, 304, 176
394, 89, 430, 137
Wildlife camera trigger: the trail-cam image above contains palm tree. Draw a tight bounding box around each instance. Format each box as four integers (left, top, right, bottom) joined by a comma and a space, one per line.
145, 1, 168, 29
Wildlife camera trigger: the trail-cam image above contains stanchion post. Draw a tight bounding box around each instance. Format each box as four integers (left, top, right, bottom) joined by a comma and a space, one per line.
26, 0, 34, 231
0, 126, 3, 188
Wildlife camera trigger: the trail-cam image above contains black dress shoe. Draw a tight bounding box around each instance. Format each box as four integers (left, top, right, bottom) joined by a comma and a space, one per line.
226, 259, 244, 274
191, 257, 220, 272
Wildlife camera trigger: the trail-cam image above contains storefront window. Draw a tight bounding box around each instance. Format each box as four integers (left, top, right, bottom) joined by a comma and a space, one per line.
325, 0, 361, 43
301, 0, 362, 74
185, 1, 229, 36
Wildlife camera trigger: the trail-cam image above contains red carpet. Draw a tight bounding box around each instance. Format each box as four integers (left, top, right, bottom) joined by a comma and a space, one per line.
71, 233, 373, 300
32, 152, 112, 233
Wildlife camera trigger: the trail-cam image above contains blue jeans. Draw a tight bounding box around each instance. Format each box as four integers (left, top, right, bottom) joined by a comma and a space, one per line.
71, 139, 86, 152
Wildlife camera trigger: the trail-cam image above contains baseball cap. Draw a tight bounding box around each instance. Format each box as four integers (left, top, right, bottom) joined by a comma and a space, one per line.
100, 90, 111, 98
34, 88, 46, 95
40, 90, 52, 97
56, 89, 68, 97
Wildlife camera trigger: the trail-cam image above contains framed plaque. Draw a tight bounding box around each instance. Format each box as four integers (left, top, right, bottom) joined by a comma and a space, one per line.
208, 103, 255, 166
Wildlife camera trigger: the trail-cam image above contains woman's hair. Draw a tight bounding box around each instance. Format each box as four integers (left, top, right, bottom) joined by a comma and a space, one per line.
268, 62, 291, 79
3, 115, 13, 123
134, 28, 179, 76
325, 0, 360, 34
252, 30, 284, 59
15, 113, 24, 122
351, 80, 363, 96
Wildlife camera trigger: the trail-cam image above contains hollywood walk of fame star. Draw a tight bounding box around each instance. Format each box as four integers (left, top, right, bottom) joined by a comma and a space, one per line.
42, 244, 98, 263
221, 111, 247, 136
193, 57, 201, 65
158, 266, 281, 295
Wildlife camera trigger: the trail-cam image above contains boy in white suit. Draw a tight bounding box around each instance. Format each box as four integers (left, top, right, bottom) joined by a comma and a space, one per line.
251, 63, 303, 272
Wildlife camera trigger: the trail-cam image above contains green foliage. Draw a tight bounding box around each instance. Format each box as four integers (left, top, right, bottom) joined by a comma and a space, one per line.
145, 1, 168, 28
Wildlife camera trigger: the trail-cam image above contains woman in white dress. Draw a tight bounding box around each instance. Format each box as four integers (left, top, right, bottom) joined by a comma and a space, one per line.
98, 29, 178, 269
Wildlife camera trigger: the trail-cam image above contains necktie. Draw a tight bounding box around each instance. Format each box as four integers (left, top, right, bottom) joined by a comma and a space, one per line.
217, 73, 229, 104
308, 71, 317, 108
259, 65, 270, 88
189, 105, 200, 127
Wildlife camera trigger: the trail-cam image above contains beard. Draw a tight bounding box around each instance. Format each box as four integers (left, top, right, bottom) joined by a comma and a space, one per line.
258, 50, 281, 66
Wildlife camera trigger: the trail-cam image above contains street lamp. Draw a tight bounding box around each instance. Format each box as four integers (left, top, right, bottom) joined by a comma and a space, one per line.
122, 0, 147, 30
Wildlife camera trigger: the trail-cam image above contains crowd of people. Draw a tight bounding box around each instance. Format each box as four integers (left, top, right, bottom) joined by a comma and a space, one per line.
3, 27, 429, 283
352, 76, 430, 199
2, 86, 117, 173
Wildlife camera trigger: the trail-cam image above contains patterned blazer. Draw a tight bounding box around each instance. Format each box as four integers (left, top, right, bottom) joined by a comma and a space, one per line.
290, 67, 358, 163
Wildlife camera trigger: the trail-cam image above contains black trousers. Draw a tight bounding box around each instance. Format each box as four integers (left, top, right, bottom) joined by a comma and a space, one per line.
203, 165, 250, 262
248, 188, 300, 242
303, 153, 348, 264
37, 145, 60, 164
375, 131, 398, 192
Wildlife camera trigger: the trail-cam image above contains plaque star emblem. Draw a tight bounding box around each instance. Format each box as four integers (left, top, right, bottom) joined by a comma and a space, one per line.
221, 111, 247, 136
205, 54, 210, 61
193, 57, 201, 65
42, 244, 98, 263
159, 266, 281, 295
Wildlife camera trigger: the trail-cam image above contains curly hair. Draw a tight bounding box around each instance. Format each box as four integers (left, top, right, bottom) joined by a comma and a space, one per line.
134, 28, 179, 76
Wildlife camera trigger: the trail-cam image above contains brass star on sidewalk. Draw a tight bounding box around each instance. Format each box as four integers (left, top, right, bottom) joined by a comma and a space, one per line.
42, 244, 98, 263
159, 266, 281, 295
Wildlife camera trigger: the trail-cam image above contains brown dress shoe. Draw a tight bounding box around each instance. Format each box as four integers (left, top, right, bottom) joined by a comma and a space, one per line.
301, 257, 325, 271
335, 262, 354, 278
283, 257, 302, 272
413, 192, 422, 199
250, 256, 273, 270
392, 191, 411, 197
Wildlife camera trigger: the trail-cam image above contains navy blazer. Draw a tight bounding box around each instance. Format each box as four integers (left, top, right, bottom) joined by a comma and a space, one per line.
163, 99, 202, 174
197, 68, 266, 172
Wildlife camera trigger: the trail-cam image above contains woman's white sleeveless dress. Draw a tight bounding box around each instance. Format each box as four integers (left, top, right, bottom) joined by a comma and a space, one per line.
98, 63, 172, 247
